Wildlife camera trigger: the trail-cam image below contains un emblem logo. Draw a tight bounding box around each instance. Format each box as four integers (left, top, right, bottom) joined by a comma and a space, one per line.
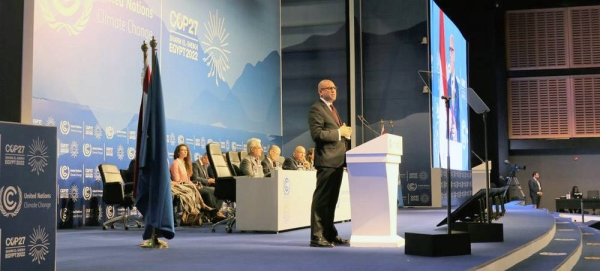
39, 0, 93, 36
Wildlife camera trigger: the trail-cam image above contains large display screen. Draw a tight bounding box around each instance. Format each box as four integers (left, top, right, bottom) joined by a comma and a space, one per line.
430, 0, 469, 170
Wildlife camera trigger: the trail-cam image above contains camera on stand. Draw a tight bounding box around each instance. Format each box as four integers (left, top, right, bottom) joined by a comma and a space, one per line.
502, 160, 527, 200
504, 160, 526, 177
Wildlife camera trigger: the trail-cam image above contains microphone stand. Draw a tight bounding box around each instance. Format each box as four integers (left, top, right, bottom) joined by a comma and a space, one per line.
442, 95, 452, 234
358, 115, 381, 137
483, 111, 491, 224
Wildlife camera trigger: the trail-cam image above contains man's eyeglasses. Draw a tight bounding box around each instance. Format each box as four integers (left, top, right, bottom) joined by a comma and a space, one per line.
320, 86, 337, 91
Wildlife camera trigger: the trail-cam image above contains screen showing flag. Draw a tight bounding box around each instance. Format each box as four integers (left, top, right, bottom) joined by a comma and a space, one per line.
429, 0, 469, 171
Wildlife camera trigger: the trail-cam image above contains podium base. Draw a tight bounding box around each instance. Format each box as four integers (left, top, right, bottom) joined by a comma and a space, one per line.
405, 232, 471, 256
453, 222, 504, 243
350, 235, 405, 248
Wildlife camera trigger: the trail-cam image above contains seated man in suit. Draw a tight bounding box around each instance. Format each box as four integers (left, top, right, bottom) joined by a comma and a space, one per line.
282, 146, 310, 170
240, 138, 265, 177
261, 144, 281, 177
191, 153, 222, 210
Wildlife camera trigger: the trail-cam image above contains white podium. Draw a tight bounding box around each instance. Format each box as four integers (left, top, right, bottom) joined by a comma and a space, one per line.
346, 133, 404, 247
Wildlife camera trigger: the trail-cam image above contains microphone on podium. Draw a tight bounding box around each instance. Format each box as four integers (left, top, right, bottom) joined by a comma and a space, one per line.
357, 115, 381, 136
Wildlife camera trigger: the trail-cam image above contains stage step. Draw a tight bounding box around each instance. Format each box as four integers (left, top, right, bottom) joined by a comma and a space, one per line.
572, 225, 600, 270
507, 216, 581, 270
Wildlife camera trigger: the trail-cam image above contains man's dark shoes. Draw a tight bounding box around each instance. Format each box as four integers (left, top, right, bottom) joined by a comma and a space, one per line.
310, 238, 334, 248
331, 236, 349, 245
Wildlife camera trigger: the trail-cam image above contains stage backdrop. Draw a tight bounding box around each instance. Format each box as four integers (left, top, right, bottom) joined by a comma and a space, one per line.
30, 0, 281, 228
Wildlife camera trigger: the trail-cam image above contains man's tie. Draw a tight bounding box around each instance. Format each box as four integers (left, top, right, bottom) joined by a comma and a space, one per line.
330, 104, 341, 126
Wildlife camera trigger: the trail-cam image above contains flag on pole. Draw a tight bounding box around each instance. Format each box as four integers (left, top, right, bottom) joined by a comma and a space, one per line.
135, 49, 175, 240
133, 52, 151, 199
439, 10, 448, 97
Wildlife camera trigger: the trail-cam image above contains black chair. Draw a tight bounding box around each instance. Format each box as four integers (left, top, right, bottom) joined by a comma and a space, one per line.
226, 151, 242, 176
98, 164, 143, 230
206, 143, 236, 233
238, 150, 248, 162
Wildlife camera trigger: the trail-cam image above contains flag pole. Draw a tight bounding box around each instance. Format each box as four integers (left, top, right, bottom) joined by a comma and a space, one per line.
149, 36, 160, 248
134, 41, 149, 200
150, 36, 157, 64
138, 36, 170, 249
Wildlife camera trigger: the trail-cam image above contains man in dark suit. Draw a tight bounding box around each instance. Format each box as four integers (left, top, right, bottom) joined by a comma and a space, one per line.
307, 79, 352, 248
282, 146, 309, 170
528, 171, 542, 209
191, 153, 222, 209
261, 144, 281, 176
447, 34, 460, 141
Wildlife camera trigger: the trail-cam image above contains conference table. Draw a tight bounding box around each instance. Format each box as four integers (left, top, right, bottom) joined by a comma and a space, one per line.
235, 169, 351, 232
555, 198, 600, 222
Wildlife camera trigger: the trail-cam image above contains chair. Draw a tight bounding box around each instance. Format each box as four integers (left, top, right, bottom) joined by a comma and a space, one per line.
206, 143, 237, 233
226, 151, 242, 176
98, 164, 143, 230
239, 150, 248, 161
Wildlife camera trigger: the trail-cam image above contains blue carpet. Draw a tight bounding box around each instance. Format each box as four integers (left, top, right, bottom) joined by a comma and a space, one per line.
573, 225, 600, 270
56, 202, 560, 271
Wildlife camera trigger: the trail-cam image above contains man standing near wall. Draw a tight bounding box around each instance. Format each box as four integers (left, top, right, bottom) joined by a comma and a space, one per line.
307, 79, 352, 248
529, 171, 542, 209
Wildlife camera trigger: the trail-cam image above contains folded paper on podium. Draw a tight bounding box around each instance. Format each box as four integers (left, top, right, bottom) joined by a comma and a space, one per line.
346, 133, 404, 247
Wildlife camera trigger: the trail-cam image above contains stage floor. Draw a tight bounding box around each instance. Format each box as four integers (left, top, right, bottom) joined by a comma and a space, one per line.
56, 201, 557, 271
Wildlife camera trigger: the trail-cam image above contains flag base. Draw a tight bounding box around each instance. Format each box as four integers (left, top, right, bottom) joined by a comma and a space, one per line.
140, 239, 169, 249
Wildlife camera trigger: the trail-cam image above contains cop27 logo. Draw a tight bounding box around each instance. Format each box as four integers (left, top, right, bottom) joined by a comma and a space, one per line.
28, 226, 50, 264
0, 186, 23, 217
39, 0, 93, 36
28, 138, 49, 175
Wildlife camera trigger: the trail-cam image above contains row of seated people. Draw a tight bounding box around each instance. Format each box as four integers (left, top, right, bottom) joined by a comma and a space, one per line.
231, 138, 316, 178
125, 139, 318, 226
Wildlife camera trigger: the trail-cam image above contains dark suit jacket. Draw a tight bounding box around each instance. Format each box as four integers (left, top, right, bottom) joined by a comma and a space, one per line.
191, 160, 211, 186
282, 157, 303, 170
261, 157, 275, 175
528, 177, 541, 197
308, 99, 348, 168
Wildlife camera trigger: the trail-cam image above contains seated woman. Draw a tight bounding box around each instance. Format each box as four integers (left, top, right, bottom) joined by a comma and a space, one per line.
170, 144, 224, 225
570, 186, 583, 213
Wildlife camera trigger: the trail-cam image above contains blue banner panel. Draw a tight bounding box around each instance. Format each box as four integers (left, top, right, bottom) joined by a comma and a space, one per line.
441, 169, 473, 207
0, 121, 57, 270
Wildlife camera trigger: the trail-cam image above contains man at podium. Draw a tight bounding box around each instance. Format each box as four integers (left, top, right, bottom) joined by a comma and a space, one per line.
307, 79, 353, 248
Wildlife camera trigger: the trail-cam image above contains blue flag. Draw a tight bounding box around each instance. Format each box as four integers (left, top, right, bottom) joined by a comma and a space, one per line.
135, 50, 175, 240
